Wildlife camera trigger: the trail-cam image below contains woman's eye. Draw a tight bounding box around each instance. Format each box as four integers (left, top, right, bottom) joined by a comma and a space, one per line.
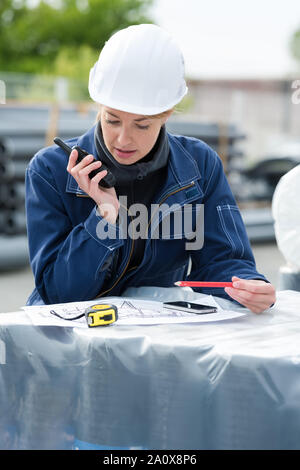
105, 119, 149, 130
105, 119, 120, 125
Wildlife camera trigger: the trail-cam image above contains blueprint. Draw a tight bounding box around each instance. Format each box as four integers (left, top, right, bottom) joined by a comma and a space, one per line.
18, 296, 246, 327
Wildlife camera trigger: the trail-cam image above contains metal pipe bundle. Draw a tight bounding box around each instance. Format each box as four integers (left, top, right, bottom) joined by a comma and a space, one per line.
0, 137, 28, 269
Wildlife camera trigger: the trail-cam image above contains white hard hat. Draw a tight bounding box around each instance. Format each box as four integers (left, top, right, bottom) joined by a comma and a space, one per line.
88, 23, 188, 115
272, 164, 300, 269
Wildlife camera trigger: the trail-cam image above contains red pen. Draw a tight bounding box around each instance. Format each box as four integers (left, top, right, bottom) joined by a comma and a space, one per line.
174, 281, 233, 288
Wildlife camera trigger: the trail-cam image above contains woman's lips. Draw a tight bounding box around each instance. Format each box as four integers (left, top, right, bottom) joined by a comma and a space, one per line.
114, 148, 137, 159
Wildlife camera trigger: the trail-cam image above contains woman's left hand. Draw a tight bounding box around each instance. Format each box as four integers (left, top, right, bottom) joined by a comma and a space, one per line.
224, 276, 276, 314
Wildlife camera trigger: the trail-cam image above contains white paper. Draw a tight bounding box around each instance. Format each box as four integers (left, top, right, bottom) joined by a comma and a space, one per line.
20, 296, 246, 327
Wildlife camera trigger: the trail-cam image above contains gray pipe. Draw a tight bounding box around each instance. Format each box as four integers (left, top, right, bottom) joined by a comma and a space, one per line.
0, 235, 29, 271
0, 210, 27, 235
0, 183, 25, 210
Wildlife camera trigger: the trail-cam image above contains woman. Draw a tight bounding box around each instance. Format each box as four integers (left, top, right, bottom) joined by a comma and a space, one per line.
25, 24, 276, 313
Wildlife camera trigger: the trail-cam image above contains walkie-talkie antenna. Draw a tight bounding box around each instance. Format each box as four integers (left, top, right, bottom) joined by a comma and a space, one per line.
53, 137, 73, 155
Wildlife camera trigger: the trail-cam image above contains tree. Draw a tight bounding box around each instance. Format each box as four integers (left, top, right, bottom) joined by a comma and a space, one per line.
0, 0, 153, 74
290, 28, 300, 64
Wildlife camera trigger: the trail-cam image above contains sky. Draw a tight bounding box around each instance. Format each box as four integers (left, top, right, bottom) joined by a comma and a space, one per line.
149, 0, 300, 79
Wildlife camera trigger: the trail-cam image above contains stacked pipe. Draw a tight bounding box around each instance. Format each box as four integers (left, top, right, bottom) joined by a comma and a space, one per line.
0, 104, 97, 238
0, 103, 96, 271
0, 148, 27, 236
0, 137, 29, 270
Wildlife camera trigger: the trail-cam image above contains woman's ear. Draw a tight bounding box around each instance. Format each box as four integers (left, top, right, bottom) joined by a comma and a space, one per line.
95, 105, 103, 123
161, 109, 174, 125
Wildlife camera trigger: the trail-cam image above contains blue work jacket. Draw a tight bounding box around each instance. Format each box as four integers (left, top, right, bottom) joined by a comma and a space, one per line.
25, 125, 267, 305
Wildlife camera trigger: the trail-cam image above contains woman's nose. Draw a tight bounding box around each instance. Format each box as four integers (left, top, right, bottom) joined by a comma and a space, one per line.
116, 126, 132, 147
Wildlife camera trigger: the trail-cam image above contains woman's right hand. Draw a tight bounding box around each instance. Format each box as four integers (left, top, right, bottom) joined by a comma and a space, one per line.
67, 149, 119, 224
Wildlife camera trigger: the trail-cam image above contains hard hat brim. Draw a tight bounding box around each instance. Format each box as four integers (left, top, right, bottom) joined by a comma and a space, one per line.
88, 84, 188, 116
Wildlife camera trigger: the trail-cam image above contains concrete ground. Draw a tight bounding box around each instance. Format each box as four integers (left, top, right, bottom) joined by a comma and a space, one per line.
0, 241, 286, 313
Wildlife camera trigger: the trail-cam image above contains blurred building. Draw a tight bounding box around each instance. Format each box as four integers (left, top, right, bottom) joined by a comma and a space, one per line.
185, 78, 300, 163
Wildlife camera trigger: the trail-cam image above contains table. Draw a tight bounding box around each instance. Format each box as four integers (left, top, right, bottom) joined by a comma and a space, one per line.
1, 288, 300, 450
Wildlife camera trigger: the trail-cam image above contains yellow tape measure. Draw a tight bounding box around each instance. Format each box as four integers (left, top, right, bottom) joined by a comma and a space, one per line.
85, 304, 118, 327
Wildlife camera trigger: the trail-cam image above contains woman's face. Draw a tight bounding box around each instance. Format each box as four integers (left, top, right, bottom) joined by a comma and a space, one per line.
100, 106, 169, 165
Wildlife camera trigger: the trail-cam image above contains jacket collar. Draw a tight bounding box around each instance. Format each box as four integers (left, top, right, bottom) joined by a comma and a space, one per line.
94, 121, 170, 185
65, 126, 202, 196
167, 133, 201, 186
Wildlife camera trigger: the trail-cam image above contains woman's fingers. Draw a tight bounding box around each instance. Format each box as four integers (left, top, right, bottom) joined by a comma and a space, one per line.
65, 149, 118, 223
225, 287, 268, 305
224, 289, 271, 313
78, 160, 102, 177
224, 276, 276, 313
67, 150, 108, 191
231, 276, 274, 294
67, 149, 94, 175
89, 168, 108, 196
66, 149, 79, 173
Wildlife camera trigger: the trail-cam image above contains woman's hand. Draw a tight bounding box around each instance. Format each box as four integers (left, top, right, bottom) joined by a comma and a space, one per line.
67, 149, 119, 224
224, 276, 276, 314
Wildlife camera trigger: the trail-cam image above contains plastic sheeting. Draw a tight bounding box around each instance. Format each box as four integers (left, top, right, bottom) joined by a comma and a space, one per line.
278, 265, 300, 292
272, 164, 300, 270
1, 287, 300, 450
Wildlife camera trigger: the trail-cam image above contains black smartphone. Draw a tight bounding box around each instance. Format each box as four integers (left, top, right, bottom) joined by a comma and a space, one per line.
54, 137, 116, 189
163, 301, 217, 314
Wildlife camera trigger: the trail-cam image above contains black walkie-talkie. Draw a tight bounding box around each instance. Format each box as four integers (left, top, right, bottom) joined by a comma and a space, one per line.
53, 137, 116, 189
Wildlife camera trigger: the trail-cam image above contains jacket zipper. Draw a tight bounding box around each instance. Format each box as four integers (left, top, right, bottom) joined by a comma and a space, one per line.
146, 181, 196, 235
96, 181, 195, 297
